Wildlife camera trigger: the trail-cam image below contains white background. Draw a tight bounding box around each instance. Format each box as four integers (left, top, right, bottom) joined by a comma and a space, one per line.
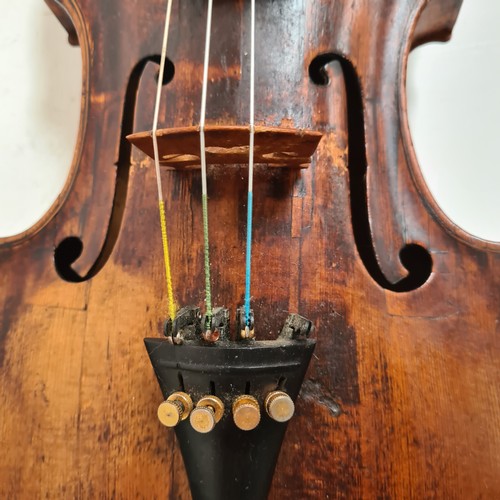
0, 0, 498, 241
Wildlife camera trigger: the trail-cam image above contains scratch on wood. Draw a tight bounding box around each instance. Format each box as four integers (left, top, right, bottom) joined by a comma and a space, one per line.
301, 379, 342, 417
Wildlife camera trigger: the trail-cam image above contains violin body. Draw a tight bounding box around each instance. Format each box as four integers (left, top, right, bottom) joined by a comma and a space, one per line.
1, 0, 499, 498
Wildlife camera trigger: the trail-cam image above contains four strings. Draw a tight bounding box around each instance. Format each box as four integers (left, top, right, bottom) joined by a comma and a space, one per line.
153, 0, 256, 330
152, 0, 176, 320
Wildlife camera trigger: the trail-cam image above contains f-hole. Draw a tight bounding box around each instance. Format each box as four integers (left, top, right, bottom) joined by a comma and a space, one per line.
54, 56, 175, 282
309, 53, 432, 292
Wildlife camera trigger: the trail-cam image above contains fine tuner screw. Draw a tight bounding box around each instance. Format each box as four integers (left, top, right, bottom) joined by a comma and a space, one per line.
157, 391, 194, 428
265, 390, 295, 422
232, 395, 261, 431
190, 395, 225, 434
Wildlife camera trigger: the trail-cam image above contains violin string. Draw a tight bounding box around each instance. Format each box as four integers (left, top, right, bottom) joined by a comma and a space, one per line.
199, 0, 214, 326
152, 0, 176, 320
244, 0, 256, 328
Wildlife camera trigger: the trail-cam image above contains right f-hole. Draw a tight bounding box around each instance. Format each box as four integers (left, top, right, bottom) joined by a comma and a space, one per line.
309, 53, 433, 292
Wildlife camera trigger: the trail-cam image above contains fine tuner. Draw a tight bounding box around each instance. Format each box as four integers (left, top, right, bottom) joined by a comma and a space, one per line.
158, 390, 294, 432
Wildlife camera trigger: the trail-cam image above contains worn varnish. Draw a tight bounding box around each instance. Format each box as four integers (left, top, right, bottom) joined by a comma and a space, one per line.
1, 0, 499, 498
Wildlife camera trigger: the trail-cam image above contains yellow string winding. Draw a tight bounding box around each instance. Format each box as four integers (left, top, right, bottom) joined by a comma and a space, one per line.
158, 200, 176, 319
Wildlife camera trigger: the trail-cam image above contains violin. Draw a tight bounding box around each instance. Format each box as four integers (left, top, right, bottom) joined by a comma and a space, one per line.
1, 0, 499, 498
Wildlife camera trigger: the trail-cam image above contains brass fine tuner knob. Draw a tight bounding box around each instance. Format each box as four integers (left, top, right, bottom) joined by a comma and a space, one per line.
232, 395, 261, 431
265, 390, 295, 422
157, 391, 193, 428
190, 395, 225, 434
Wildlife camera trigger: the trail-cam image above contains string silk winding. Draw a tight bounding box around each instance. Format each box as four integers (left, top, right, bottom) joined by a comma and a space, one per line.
199, 0, 215, 326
